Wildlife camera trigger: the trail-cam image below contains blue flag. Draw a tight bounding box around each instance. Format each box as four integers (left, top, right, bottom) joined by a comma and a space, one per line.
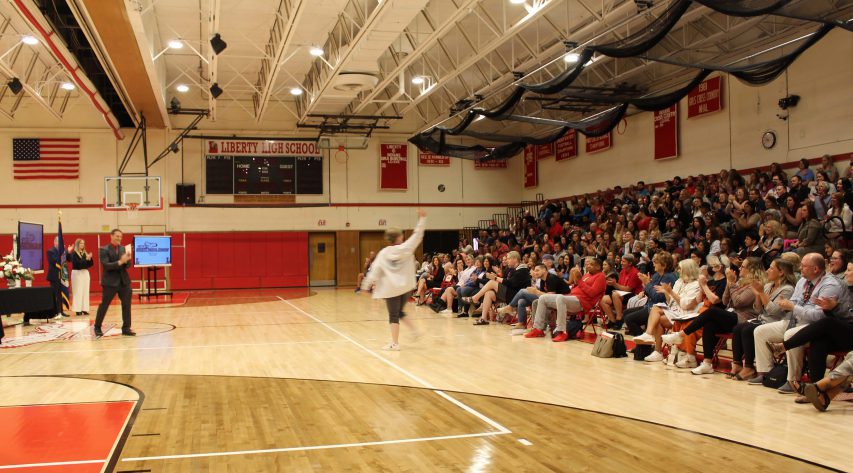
57, 221, 70, 310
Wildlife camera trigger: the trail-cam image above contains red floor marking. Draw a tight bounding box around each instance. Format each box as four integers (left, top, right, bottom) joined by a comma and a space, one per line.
0, 401, 134, 469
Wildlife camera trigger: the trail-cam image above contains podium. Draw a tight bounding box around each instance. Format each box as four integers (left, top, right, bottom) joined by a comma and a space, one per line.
139, 266, 172, 301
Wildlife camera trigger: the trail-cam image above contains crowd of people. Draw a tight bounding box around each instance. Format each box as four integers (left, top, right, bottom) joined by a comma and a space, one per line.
415, 157, 853, 412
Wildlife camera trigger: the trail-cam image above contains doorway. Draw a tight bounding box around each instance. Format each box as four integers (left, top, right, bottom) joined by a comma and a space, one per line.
309, 233, 336, 286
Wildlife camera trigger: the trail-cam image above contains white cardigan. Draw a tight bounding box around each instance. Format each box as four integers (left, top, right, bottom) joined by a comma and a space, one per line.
362, 217, 426, 298
662, 279, 701, 320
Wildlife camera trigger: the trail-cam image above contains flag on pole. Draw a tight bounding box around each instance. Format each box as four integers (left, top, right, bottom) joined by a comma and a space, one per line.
56, 221, 70, 311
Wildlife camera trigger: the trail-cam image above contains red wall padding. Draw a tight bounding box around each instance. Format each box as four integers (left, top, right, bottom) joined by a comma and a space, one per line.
18, 231, 309, 291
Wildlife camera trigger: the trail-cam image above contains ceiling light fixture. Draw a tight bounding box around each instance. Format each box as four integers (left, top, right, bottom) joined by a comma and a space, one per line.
290, 87, 303, 96
509, 0, 526, 4
21, 35, 38, 45
61, 82, 75, 91
168, 39, 184, 49
564, 53, 580, 63
309, 46, 324, 57
411, 76, 425, 85
176, 84, 190, 93
209, 83, 223, 98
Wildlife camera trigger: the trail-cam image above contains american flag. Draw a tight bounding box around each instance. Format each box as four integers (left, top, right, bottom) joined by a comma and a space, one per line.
13, 138, 80, 180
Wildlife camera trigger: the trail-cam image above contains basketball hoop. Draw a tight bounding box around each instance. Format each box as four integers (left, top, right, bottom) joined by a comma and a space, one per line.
334, 145, 349, 163
127, 203, 139, 220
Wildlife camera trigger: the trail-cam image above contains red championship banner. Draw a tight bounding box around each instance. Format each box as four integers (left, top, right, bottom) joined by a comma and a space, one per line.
537, 142, 553, 159
585, 132, 611, 154
687, 76, 723, 118
654, 104, 678, 160
524, 145, 538, 188
555, 130, 578, 161
474, 159, 507, 169
379, 143, 408, 190
418, 151, 451, 166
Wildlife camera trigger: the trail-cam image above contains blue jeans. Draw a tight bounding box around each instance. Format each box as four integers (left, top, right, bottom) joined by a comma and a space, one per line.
509, 289, 539, 325
457, 286, 477, 312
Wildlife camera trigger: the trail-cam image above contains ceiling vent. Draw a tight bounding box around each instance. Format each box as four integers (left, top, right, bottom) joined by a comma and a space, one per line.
330, 72, 379, 93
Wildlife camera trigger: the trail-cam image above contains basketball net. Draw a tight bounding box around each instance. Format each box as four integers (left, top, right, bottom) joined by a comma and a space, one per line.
334, 145, 349, 163
127, 203, 139, 220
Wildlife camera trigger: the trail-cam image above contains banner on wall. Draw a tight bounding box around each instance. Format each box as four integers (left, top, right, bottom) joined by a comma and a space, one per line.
537, 143, 553, 160
687, 76, 723, 118
418, 151, 451, 166
654, 104, 679, 160
555, 130, 578, 161
585, 132, 611, 154
379, 144, 408, 190
524, 145, 537, 188
474, 159, 507, 169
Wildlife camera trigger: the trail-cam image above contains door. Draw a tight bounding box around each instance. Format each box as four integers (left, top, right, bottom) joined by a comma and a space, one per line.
336, 231, 360, 287
359, 232, 386, 271
309, 233, 336, 286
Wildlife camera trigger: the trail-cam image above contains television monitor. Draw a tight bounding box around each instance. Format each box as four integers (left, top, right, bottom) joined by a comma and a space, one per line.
133, 235, 172, 267
17, 221, 44, 273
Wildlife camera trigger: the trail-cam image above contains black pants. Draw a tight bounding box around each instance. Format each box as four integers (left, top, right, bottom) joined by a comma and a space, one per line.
732, 321, 760, 367
624, 307, 650, 336
684, 307, 738, 359
95, 283, 132, 331
784, 317, 853, 382
385, 291, 412, 324
50, 280, 64, 315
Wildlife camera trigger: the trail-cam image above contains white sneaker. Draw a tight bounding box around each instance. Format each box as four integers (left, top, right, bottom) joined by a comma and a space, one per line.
691, 361, 714, 375
381, 342, 400, 351
661, 332, 684, 345
440, 308, 452, 314
632, 333, 655, 345
644, 351, 664, 363
675, 354, 698, 369
665, 347, 680, 366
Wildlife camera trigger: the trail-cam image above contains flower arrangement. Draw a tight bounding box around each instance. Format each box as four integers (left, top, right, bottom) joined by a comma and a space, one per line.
2, 253, 33, 283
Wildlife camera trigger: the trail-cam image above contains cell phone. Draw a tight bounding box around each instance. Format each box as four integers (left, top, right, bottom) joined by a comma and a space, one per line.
473, 238, 479, 251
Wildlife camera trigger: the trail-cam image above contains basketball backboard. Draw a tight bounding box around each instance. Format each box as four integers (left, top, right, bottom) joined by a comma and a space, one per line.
104, 176, 163, 210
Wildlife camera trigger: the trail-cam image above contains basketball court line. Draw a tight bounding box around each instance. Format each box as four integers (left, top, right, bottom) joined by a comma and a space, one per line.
279, 298, 512, 435
0, 339, 347, 356
120, 431, 505, 462
0, 459, 104, 470
115, 297, 512, 464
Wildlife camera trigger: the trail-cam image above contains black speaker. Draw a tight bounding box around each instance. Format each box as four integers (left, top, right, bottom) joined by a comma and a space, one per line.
176, 184, 195, 205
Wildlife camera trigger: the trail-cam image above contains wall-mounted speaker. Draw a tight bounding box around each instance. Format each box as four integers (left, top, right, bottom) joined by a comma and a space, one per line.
176, 183, 195, 205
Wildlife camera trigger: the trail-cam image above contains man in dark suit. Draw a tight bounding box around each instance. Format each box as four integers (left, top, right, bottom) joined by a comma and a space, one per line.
46, 236, 69, 318
94, 229, 135, 337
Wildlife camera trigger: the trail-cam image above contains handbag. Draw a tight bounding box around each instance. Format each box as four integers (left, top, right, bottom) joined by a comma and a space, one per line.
626, 294, 647, 309
591, 332, 615, 358
611, 331, 627, 358
763, 363, 788, 388
633, 343, 654, 361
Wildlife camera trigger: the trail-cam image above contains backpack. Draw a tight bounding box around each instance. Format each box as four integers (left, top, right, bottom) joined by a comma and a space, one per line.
566, 317, 584, 339
611, 332, 627, 358
633, 343, 654, 361
763, 363, 788, 389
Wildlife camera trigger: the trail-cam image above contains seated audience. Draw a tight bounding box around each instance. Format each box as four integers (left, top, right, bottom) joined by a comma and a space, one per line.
600, 254, 643, 327
464, 251, 530, 325
526, 257, 605, 342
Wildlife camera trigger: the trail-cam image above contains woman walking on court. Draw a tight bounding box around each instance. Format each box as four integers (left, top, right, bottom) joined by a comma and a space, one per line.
70, 238, 94, 315
361, 209, 427, 350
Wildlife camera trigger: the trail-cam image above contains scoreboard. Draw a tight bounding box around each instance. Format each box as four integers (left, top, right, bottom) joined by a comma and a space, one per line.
204, 139, 323, 195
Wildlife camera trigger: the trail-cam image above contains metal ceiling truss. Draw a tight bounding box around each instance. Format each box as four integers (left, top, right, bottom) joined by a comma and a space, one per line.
0, 12, 73, 120
251, 0, 306, 122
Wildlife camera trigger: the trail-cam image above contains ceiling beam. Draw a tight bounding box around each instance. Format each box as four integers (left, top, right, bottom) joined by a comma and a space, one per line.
251, 0, 306, 122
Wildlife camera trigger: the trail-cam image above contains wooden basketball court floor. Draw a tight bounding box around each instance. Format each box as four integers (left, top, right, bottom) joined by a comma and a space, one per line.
0, 288, 849, 472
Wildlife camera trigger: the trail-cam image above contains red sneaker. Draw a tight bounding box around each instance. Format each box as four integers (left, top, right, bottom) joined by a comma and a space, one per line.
552, 331, 569, 342
524, 328, 545, 338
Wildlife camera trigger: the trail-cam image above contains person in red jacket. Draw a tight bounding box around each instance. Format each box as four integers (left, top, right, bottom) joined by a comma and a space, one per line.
526, 256, 606, 342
